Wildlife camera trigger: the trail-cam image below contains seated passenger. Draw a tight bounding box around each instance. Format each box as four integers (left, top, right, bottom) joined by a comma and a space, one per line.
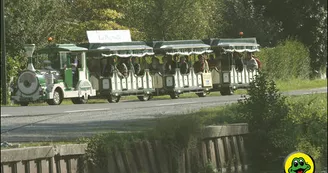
117, 58, 128, 77
208, 54, 221, 71
165, 56, 177, 74
126, 57, 135, 74
132, 57, 141, 75
102, 58, 116, 77
243, 52, 258, 71
160, 57, 167, 74
193, 55, 209, 73
71, 57, 80, 86
208, 55, 216, 70
203, 54, 210, 72
178, 56, 189, 74
149, 56, 161, 74
233, 52, 244, 72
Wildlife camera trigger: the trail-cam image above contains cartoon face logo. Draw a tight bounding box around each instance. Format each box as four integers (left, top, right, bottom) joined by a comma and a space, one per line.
284, 152, 315, 173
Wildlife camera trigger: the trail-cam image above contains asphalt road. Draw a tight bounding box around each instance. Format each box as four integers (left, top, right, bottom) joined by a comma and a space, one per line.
1, 87, 326, 142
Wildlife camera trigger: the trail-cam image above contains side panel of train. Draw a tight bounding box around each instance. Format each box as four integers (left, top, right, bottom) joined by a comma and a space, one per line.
211, 66, 258, 95
89, 69, 154, 102
151, 68, 212, 98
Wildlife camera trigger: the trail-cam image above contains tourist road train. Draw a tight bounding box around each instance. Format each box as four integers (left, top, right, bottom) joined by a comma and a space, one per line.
10, 36, 260, 106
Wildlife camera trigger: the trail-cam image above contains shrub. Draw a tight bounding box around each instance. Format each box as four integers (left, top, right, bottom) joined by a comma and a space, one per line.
236, 72, 290, 170
255, 38, 310, 80
228, 71, 327, 171
84, 114, 205, 173
1, 55, 26, 105
84, 132, 147, 169
284, 94, 327, 169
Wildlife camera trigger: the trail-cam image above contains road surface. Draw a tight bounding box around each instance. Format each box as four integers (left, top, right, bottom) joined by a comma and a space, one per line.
1, 87, 326, 142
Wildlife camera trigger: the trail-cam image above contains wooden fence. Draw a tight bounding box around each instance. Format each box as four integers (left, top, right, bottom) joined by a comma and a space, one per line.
1, 123, 249, 173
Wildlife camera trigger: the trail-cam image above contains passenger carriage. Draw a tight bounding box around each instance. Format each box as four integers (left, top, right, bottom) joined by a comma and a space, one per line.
11, 43, 96, 106
208, 38, 260, 95
148, 40, 213, 99
80, 41, 155, 103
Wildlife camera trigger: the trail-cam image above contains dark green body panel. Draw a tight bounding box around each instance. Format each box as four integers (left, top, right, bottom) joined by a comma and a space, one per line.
65, 69, 73, 89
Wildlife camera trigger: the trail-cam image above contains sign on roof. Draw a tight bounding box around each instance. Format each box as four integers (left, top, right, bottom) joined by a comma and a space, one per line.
86, 30, 132, 43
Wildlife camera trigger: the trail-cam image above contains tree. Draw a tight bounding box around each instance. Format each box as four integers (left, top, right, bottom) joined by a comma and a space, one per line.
120, 0, 224, 41
251, 0, 327, 76
5, 0, 68, 56
59, 0, 128, 43
220, 0, 282, 46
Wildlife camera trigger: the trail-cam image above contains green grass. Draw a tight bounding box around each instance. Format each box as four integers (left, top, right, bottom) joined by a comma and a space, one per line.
275, 78, 327, 91
3, 78, 326, 106
1, 141, 79, 150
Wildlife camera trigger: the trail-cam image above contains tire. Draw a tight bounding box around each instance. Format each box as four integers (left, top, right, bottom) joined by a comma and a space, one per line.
196, 92, 207, 97
220, 87, 234, 96
137, 94, 151, 101
169, 92, 179, 99
47, 90, 63, 105
107, 95, 121, 103
71, 96, 88, 104
20, 102, 29, 106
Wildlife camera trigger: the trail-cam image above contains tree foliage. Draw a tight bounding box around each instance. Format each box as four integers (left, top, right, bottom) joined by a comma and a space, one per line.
251, 0, 327, 75
56, 0, 127, 43
255, 38, 310, 80
220, 0, 283, 46
4, 0, 68, 56
120, 0, 224, 41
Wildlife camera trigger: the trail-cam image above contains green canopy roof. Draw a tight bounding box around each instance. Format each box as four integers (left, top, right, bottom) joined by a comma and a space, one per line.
149, 40, 212, 55
79, 41, 154, 58
37, 44, 88, 53
210, 38, 260, 52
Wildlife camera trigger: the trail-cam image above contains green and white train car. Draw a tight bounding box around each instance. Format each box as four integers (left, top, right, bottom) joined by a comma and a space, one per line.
11, 44, 96, 106
209, 38, 260, 95
80, 41, 155, 102
149, 40, 213, 99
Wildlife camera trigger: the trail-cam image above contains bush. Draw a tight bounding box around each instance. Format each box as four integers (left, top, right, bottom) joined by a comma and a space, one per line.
255, 38, 310, 80
283, 94, 327, 169
1, 55, 25, 105
236, 72, 290, 170
84, 114, 205, 173
222, 71, 327, 171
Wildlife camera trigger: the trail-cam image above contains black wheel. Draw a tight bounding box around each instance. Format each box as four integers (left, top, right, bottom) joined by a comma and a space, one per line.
196, 92, 207, 97
137, 94, 151, 101
107, 95, 121, 103
169, 92, 179, 99
20, 102, 29, 106
220, 87, 234, 96
47, 90, 63, 105
71, 96, 88, 104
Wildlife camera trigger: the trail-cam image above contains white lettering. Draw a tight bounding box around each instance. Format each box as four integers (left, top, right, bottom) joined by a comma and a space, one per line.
87, 30, 132, 43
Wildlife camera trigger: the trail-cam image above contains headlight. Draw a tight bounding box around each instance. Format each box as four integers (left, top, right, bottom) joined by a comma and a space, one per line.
17, 71, 39, 95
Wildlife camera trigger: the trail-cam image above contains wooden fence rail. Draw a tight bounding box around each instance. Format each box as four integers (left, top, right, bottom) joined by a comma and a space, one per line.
1, 123, 248, 173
